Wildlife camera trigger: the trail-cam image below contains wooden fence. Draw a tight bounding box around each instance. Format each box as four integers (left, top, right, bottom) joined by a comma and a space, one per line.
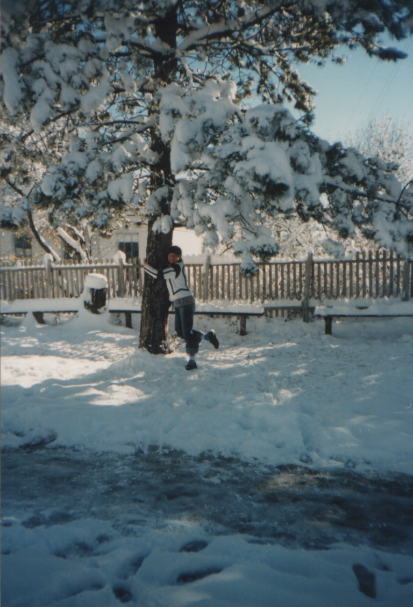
1, 251, 412, 304
0, 257, 145, 301
186, 251, 413, 303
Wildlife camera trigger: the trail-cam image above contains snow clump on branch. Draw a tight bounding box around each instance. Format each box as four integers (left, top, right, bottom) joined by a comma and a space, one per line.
159, 79, 413, 263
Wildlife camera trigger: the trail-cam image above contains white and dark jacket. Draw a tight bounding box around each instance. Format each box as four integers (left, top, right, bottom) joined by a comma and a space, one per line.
144, 261, 194, 308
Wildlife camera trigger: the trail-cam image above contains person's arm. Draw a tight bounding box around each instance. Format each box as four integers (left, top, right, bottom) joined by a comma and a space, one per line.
163, 263, 182, 279
143, 259, 158, 279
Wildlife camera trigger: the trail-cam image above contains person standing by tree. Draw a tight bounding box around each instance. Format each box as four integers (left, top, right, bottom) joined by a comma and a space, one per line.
144, 246, 219, 370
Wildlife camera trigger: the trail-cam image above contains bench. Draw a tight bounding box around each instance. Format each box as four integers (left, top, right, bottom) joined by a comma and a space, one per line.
1, 299, 311, 336
0, 303, 79, 325
196, 309, 264, 336
112, 301, 308, 335
314, 301, 413, 335
111, 308, 265, 336
0, 301, 265, 336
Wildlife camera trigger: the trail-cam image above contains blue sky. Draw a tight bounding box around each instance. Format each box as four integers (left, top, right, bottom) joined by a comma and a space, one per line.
289, 36, 413, 145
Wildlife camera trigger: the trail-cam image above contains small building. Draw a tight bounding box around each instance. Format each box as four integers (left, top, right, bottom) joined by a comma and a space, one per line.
1, 230, 44, 265
1, 222, 205, 265
102, 224, 204, 261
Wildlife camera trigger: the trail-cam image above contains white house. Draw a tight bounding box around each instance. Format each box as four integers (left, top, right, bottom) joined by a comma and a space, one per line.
93, 223, 204, 261
0, 222, 205, 265
1, 230, 43, 264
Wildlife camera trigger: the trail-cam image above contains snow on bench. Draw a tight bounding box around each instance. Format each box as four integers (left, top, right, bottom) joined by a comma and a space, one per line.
109, 299, 266, 335
0, 298, 81, 315
0, 297, 267, 336
314, 298, 413, 334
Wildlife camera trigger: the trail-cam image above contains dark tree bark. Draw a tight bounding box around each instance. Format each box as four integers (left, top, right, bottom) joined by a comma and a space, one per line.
139, 5, 178, 353
139, 134, 174, 352
139, 217, 173, 353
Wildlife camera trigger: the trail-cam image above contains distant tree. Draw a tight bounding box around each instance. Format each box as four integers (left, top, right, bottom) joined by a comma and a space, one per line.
272, 117, 413, 259
347, 115, 413, 185
1, 1, 413, 352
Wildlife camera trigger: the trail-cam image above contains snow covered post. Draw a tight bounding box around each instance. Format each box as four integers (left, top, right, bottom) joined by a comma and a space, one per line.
44, 254, 53, 299
113, 250, 126, 298
302, 253, 313, 323
82, 274, 108, 314
137, 258, 143, 297
118, 257, 125, 298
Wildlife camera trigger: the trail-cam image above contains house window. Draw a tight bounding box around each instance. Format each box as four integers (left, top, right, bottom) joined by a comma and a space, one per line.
118, 237, 139, 260
14, 234, 33, 258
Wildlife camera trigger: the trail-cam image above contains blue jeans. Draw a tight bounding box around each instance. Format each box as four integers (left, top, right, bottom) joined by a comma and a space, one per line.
174, 303, 203, 356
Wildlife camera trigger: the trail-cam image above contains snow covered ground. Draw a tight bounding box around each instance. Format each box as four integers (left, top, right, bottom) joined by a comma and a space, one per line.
2, 309, 413, 606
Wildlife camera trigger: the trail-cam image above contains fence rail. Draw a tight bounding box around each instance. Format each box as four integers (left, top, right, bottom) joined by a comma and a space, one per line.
1, 251, 412, 305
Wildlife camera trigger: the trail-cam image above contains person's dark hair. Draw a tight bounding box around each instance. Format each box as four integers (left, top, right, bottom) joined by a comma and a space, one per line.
169, 245, 182, 259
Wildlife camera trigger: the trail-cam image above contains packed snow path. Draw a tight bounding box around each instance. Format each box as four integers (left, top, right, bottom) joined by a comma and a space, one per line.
3, 447, 413, 552
2, 448, 413, 606
2, 312, 413, 606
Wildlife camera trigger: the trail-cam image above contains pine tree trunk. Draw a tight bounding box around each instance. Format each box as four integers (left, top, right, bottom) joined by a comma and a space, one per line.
139, 218, 173, 353
139, 6, 178, 354
139, 135, 174, 353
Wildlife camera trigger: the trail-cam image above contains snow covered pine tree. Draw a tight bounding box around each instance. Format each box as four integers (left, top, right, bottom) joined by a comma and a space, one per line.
1, 1, 413, 353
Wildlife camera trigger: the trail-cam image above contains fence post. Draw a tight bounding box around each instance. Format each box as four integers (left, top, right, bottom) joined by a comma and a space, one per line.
203, 255, 211, 302
117, 256, 125, 297
402, 258, 411, 301
8, 268, 14, 302
45, 256, 53, 298
137, 259, 143, 297
302, 252, 313, 323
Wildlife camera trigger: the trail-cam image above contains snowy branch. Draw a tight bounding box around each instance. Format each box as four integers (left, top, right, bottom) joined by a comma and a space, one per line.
56, 227, 89, 262
27, 209, 61, 262
2, 0, 413, 262
324, 178, 412, 216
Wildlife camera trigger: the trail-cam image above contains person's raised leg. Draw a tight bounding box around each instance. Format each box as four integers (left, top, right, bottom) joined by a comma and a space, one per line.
204, 330, 219, 349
